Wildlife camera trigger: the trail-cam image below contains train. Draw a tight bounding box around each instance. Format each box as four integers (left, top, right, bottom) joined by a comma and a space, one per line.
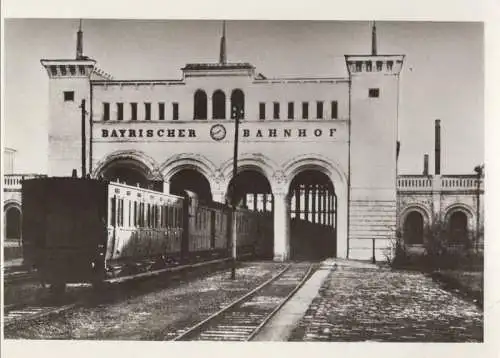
21, 177, 273, 292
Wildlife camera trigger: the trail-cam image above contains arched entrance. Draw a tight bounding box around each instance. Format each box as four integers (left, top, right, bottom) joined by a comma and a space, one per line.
97, 157, 162, 191
170, 169, 212, 203
5, 206, 21, 240
448, 211, 468, 245
227, 169, 274, 258
288, 170, 336, 260
403, 211, 424, 245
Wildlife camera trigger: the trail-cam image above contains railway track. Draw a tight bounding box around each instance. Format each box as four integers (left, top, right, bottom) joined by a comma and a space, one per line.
172, 263, 315, 341
3, 301, 79, 329
4, 270, 37, 285
2, 258, 244, 331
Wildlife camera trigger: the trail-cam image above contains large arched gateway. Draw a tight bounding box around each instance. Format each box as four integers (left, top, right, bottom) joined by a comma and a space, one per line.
288, 170, 337, 260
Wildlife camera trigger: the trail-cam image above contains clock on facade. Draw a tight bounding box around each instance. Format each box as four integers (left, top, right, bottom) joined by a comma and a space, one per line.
210, 124, 227, 141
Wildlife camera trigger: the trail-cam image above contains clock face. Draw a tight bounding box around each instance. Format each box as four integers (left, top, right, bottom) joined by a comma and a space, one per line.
210, 124, 227, 141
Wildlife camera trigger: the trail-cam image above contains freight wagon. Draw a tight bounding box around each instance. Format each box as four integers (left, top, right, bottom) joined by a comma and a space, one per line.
22, 177, 272, 292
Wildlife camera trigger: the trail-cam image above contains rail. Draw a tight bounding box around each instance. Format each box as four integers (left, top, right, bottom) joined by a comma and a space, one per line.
397, 175, 483, 192
4, 174, 46, 190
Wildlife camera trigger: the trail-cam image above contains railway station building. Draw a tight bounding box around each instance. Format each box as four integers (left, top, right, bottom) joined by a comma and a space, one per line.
5, 21, 481, 262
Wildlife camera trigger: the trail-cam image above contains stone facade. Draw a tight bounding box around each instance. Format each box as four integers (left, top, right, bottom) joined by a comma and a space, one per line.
4, 24, 484, 262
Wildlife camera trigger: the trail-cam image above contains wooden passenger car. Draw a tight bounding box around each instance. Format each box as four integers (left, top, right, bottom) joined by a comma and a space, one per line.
22, 177, 274, 291
22, 178, 185, 287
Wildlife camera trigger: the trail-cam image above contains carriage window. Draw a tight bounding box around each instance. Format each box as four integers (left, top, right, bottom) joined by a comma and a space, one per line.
119, 199, 124, 227
128, 200, 131, 227
117, 199, 121, 227
110, 197, 116, 226
146, 204, 151, 228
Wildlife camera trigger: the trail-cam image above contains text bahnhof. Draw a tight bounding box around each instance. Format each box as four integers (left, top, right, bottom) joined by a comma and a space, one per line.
100, 127, 338, 139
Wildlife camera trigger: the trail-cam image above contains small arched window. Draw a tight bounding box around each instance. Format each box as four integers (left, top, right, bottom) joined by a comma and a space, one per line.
194, 90, 208, 120
403, 211, 424, 245
5, 206, 21, 240
449, 211, 468, 244
230, 89, 245, 119
212, 90, 226, 119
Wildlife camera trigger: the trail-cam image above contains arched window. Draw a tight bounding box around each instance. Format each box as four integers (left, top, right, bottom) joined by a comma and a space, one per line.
230, 89, 245, 119
212, 90, 226, 119
5, 206, 21, 240
194, 90, 207, 120
403, 211, 424, 245
449, 211, 468, 244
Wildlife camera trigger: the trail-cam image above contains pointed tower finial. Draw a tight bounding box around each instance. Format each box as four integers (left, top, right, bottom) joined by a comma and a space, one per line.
219, 20, 227, 65
76, 19, 84, 59
371, 21, 377, 56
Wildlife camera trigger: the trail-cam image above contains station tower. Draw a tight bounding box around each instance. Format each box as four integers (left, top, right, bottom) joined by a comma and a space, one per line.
345, 22, 404, 258
41, 20, 112, 177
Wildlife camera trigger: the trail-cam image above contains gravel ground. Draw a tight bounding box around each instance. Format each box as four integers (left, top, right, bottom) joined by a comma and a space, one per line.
289, 266, 483, 342
5, 262, 286, 340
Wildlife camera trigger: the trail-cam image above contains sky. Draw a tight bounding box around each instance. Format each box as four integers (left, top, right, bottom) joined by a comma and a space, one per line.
3, 19, 484, 175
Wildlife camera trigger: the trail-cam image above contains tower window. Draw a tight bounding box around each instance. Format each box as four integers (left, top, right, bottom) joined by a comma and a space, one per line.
376, 61, 383, 71
173, 102, 179, 120
369, 88, 380, 98
50, 65, 58, 76
355, 61, 362, 72
159, 102, 165, 120
331, 101, 338, 119
102, 102, 110, 121
78, 65, 86, 75
316, 101, 324, 119
144, 102, 151, 120
288, 102, 294, 119
302, 102, 309, 119
231, 89, 245, 119
273, 102, 280, 119
259, 102, 266, 120
366, 61, 372, 72
194, 90, 208, 120
117, 103, 124, 120
69, 65, 76, 75
131, 103, 138, 121
63, 91, 74, 102
387, 61, 394, 71
60, 66, 67, 76
212, 90, 226, 119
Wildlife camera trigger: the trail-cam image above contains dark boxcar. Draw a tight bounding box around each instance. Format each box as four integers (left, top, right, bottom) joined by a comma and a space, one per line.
22, 178, 109, 285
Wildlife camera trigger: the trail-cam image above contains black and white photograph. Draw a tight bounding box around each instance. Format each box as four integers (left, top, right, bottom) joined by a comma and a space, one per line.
1, 0, 499, 356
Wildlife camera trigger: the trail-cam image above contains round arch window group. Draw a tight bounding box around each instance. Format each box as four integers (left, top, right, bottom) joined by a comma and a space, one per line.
402, 208, 471, 246
193, 89, 245, 120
